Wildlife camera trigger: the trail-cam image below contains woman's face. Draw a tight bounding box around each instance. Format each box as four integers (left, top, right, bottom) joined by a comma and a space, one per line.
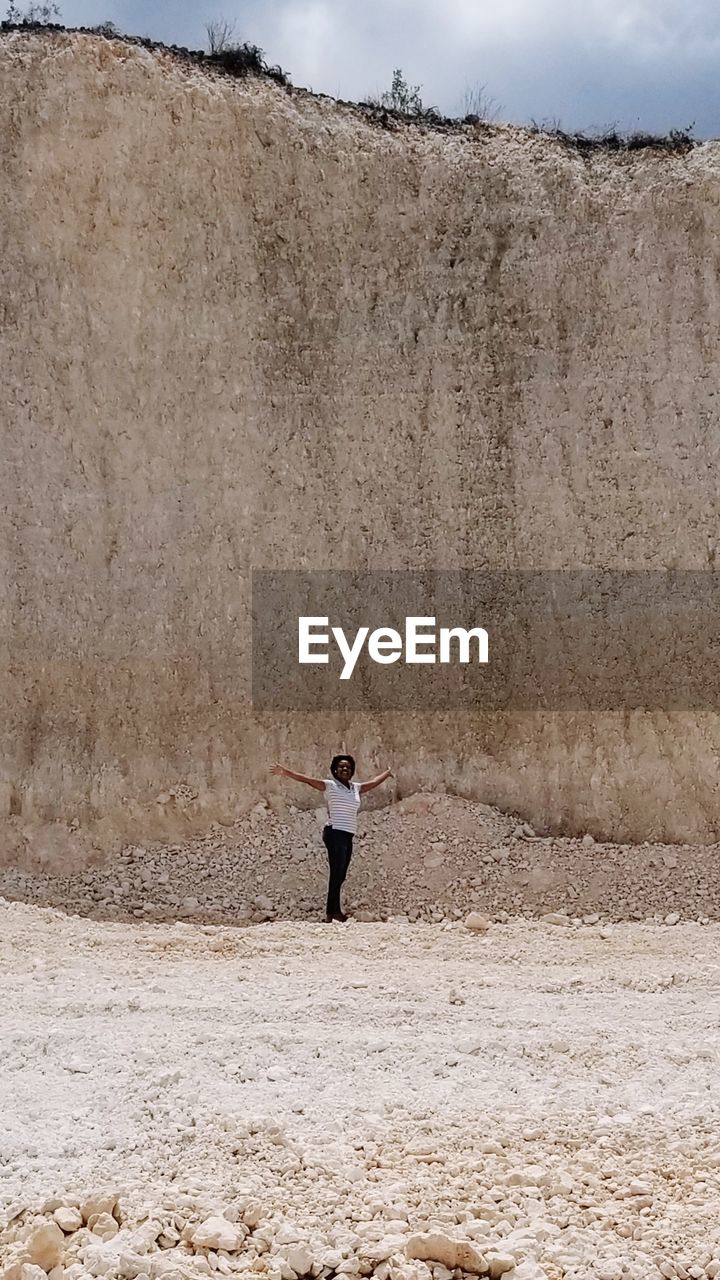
335, 759, 353, 782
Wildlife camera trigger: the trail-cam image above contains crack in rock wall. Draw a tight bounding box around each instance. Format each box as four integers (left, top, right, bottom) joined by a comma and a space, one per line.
3, 31, 720, 851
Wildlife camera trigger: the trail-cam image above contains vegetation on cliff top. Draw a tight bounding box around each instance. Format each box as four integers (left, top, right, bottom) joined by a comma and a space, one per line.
0, 3, 699, 152
2, 1, 290, 84
529, 119, 695, 154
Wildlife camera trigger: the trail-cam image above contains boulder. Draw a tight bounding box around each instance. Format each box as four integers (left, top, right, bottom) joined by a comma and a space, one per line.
190, 1218, 244, 1253
53, 1208, 83, 1234
464, 913, 490, 933
80, 1195, 119, 1227
406, 1232, 487, 1275
25, 1224, 65, 1272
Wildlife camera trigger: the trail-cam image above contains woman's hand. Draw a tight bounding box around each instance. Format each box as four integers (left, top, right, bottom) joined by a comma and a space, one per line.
270, 763, 286, 776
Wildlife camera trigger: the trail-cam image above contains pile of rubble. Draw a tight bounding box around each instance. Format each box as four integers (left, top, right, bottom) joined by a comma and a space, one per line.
0, 1188, 531, 1280
1, 795, 718, 924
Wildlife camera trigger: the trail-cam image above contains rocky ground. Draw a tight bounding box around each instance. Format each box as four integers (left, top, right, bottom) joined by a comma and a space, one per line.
2, 898, 720, 1280
3, 796, 720, 1279
1, 795, 719, 926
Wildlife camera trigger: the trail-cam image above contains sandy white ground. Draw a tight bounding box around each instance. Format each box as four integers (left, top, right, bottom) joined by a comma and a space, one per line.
2, 901, 720, 1279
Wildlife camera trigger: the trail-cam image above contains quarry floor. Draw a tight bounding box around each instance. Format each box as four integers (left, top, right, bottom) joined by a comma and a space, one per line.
2, 900, 720, 1280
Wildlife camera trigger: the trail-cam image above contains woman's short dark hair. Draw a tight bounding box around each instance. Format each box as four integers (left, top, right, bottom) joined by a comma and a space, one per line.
330, 754, 356, 778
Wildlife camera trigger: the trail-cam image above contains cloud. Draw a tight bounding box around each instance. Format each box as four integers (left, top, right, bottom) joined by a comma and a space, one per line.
272, 1, 339, 88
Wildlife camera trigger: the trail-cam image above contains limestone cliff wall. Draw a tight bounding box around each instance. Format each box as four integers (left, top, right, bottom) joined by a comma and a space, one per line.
2, 30, 720, 854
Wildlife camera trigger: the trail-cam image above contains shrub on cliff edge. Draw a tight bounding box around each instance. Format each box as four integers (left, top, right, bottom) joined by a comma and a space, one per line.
204, 13, 289, 85
364, 67, 440, 120
529, 118, 696, 153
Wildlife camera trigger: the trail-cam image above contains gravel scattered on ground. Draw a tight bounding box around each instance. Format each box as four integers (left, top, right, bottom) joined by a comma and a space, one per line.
2, 899, 720, 1280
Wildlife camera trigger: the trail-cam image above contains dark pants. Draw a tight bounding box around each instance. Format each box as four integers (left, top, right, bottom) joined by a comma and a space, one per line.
322, 825, 353, 917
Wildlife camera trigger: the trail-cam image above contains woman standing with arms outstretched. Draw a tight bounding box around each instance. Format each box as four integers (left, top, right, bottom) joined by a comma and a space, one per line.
271, 755, 393, 922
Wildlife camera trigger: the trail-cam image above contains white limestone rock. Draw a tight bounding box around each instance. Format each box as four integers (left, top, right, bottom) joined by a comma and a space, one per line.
190, 1218, 245, 1253
53, 1209, 83, 1235
25, 1224, 65, 1273
77, 1243, 123, 1278
20, 1267, 48, 1280
242, 1204, 264, 1230
405, 1232, 487, 1275
464, 913, 490, 933
358, 1235, 408, 1264
505, 1166, 546, 1187
280, 1244, 313, 1276
129, 1222, 164, 1255
486, 1255, 516, 1278
80, 1197, 119, 1228
512, 1263, 550, 1280
538, 1170, 574, 1197
90, 1216, 119, 1243
594, 1265, 623, 1280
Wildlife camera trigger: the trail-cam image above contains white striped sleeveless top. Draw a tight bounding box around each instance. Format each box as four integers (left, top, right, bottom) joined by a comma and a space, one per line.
324, 778, 361, 834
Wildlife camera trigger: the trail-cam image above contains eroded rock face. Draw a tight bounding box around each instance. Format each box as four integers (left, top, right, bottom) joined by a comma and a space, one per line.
2, 32, 720, 845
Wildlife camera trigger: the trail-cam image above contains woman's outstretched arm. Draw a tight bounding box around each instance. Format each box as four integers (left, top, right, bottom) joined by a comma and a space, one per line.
271, 763, 326, 792
359, 769, 393, 795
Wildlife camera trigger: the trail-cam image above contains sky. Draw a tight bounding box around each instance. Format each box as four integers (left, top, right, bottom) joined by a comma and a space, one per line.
50, 0, 720, 137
